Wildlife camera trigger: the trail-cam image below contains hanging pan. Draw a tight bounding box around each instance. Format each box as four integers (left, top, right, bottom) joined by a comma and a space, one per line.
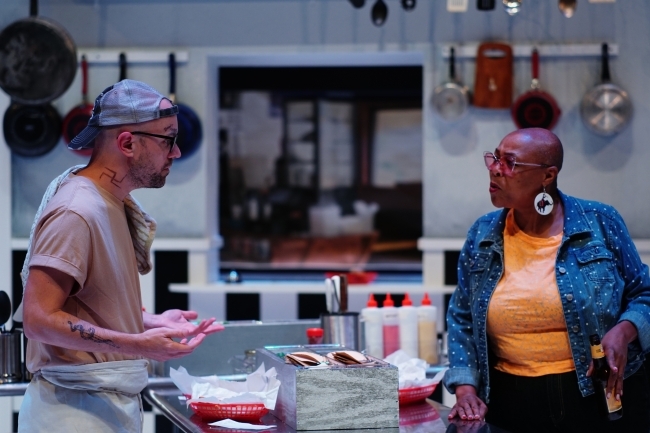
432, 47, 470, 121
0, 0, 77, 105
3, 102, 62, 157
168, 53, 202, 159
62, 55, 93, 156
511, 48, 561, 130
580, 43, 632, 136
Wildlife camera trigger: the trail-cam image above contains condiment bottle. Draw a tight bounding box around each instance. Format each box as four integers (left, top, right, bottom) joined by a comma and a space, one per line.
589, 333, 623, 421
398, 293, 419, 358
418, 293, 438, 364
306, 327, 324, 345
360, 294, 383, 358
382, 294, 400, 357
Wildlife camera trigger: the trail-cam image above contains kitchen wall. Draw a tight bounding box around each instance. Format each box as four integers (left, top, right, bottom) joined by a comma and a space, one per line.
3, 0, 647, 243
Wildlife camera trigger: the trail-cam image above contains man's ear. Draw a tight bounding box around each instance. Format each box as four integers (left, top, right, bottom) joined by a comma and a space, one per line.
116, 131, 135, 157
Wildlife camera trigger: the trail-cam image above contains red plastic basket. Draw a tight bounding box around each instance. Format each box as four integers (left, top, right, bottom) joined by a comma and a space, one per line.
188, 401, 269, 422
398, 383, 438, 405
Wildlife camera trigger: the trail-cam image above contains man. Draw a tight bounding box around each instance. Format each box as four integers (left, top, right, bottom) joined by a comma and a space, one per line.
17, 80, 223, 432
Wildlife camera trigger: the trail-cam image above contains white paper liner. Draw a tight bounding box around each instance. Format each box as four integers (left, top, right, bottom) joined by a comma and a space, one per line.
170, 364, 280, 410
384, 349, 448, 389
209, 419, 277, 430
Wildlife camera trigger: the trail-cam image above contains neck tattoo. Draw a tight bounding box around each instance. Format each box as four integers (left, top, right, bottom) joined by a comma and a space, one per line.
99, 168, 127, 187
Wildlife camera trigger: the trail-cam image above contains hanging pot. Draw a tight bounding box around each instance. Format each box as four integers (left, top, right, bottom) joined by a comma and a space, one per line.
3, 102, 62, 157
511, 48, 561, 130
0, 0, 77, 105
62, 55, 93, 156
580, 43, 632, 136
169, 53, 202, 159
432, 47, 470, 120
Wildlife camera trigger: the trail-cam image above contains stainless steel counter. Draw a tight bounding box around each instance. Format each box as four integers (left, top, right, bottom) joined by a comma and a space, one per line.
0, 382, 28, 397
143, 379, 451, 433
2, 376, 511, 433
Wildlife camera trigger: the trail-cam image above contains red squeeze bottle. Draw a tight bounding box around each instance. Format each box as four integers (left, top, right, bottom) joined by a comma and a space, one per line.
382, 294, 400, 357
307, 327, 324, 345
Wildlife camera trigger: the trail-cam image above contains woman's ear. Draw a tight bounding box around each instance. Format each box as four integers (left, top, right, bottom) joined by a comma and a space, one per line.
116, 131, 135, 157
542, 166, 559, 187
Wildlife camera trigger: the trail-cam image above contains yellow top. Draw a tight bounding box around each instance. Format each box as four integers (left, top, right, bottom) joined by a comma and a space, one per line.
486, 210, 574, 376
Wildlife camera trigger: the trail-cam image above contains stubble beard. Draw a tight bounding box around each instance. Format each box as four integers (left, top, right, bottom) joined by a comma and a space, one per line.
128, 157, 167, 189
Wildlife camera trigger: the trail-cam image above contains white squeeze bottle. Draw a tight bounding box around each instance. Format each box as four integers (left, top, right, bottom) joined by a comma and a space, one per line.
360, 294, 383, 359
398, 293, 419, 358
418, 293, 438, 364
382, 293, 400, 358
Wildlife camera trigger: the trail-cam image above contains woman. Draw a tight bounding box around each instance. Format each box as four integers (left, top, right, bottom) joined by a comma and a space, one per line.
443, 128, 650, 433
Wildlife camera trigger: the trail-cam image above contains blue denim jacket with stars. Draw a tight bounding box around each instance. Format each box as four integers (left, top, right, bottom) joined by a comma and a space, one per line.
443, 190, 650, 402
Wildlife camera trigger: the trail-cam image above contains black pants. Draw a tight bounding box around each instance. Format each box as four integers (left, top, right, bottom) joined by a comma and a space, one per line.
485, 365, 650, 433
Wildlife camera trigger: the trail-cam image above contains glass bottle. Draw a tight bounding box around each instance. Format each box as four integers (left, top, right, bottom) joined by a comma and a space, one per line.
589, 334, 623, 421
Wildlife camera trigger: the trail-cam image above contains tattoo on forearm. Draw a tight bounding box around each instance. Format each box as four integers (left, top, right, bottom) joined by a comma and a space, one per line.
68, 321, 119, 348
99, 168, 127, 187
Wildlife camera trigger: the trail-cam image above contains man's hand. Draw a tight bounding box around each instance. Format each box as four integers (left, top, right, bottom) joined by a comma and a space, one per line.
143, 309, 224, 336
135, 327, 208, 361
448, 385, 488, 421
586, 320, 637, 403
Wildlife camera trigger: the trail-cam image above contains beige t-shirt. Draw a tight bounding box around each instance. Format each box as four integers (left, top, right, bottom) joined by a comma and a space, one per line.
26, 174, 145, 372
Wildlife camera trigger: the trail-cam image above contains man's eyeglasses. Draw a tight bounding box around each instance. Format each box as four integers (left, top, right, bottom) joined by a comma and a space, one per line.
131, 131, 177, 151
483, 151, 550, 174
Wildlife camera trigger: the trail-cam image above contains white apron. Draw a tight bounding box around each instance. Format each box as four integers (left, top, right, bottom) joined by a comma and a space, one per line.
18, 360, 149, 433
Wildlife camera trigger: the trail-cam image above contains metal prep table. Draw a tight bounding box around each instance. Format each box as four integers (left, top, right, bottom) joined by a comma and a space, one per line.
143, 378, 452, 433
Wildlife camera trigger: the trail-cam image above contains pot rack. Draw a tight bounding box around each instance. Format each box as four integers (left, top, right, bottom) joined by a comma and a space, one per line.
441, 43, 618, 59
78, 50, 189, 64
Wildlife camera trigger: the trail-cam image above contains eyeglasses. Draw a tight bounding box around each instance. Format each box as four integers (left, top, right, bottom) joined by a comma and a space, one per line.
131, 131, 177, 151
483, 151, 550, 174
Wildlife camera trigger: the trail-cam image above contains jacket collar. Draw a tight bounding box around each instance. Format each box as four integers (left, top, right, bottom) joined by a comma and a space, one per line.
477, 190, 593, 248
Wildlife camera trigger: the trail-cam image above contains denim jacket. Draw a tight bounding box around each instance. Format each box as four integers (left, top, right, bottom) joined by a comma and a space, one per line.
443, 191, 650, 402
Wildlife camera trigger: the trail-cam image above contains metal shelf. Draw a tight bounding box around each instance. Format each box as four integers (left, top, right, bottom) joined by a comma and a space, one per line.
78, 50, 189, 65
442, 43, 618, 59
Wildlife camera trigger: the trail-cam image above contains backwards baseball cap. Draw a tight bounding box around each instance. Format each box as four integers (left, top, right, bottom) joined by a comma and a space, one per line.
69, 79, 179, 150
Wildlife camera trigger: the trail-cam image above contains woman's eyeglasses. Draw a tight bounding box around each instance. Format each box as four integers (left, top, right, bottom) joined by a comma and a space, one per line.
131, 131, 177, 151
483, 151, 549, 174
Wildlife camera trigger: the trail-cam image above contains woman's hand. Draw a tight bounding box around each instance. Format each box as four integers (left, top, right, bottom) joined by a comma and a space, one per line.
586, 320, 637, 403
448, 385, 488, 421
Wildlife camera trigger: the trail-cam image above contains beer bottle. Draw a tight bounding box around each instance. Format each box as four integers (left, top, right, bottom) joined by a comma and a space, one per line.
589, 334, 623, 421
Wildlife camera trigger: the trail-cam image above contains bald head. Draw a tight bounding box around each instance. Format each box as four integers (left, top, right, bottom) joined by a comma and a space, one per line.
503, 128, 563, 172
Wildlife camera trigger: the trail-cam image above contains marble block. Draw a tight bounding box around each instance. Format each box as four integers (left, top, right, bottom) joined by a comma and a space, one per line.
257, 347, 399, 430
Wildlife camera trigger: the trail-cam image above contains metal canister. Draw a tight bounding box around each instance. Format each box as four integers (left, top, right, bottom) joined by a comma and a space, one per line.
0, 331, 22, 383
320, 312, 359, 350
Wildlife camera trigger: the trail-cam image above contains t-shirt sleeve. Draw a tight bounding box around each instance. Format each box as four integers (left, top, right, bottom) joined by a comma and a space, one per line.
29, 209, 92, 291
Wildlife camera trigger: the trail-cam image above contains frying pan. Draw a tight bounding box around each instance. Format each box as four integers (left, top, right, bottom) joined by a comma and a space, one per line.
0, 0, 77, 105
432, 47, 470, 121
3, 101, 62, 157
62, 55, 93, 156
580, 43, 632, 136
168, 53, 202, 159
1, 0, 69, 157
511, 48, 561, 130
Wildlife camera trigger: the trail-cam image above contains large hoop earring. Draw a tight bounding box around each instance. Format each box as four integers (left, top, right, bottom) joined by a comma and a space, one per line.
534, 186, 554, 216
